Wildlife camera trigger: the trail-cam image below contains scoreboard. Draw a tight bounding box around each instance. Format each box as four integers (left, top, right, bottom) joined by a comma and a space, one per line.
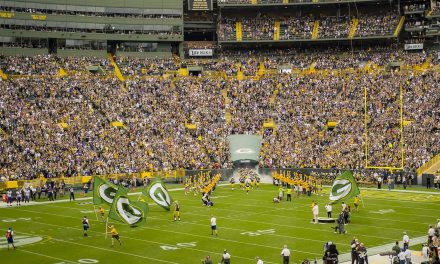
188, 0, 213, 10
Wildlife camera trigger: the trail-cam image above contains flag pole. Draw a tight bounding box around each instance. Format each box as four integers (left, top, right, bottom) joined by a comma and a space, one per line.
359, 194, 366, 208
105, 217, 109, 239
93, 205, 98, 221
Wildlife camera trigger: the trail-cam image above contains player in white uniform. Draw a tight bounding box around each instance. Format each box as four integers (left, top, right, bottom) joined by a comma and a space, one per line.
15, 191, 22, 206
6, 190, 13, 206
24, 189, 31, 203
210, 216, 218, 236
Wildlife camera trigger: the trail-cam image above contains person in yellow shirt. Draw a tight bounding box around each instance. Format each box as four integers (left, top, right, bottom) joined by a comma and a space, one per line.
108, 225, 122, 247
99, 207, 106, 222
173, 200, 181, 221
354, 196, 360, 211
286, 187, 292, 202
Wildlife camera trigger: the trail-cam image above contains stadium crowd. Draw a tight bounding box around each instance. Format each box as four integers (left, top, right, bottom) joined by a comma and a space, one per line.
218, 12, 400, 41
0, 49, 438, 181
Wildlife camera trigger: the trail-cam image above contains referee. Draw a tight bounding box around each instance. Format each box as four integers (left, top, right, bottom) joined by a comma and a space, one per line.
281, 245, 291, 264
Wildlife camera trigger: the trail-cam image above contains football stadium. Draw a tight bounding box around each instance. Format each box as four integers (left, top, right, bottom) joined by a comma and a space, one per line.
0, 0, 440, 263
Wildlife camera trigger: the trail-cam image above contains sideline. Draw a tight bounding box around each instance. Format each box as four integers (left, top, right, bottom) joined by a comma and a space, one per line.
2, 183, 439, 210
339, 236, 427, 264
0, 184, 228, 208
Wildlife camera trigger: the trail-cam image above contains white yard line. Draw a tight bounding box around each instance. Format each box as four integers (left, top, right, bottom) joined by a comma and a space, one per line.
19, 248, 78, 264
50, 238, 180, 264
0, 214, 278, 264
26, 202, 343, 248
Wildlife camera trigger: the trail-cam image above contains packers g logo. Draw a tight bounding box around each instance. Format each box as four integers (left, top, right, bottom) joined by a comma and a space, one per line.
99, 183, 117, 204
329, 179, 352, 201
236, 148, 255, 154
149, 183, 172, 210
116, 197, 142, 225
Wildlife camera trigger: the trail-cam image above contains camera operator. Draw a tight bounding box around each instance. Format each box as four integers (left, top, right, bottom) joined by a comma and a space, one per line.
323, 242, 339, 264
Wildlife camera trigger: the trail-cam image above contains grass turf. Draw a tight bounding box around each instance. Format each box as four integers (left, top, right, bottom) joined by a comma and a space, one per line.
1, 184, 439, 264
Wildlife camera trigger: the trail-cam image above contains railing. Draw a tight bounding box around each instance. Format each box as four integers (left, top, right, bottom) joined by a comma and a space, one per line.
348, 18, 359, 39
235, 21, 243, 41
416, 154, 440, 176
0, 169, 237, 191
219, 0, 386, 5
274, 21, 280, 40
393, 16, 406, 37
312, 20, 320, 39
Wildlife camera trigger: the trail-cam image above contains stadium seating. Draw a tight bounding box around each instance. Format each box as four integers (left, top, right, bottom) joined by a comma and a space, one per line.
0, 50, 439, 181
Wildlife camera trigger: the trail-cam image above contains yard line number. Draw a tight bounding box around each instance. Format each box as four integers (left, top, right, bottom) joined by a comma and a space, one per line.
160, 242, 197, 250
240, 229, 276, 236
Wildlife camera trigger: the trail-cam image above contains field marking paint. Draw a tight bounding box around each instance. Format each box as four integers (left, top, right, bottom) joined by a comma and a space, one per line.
2, 217, 31, 222
50, 238, 180, 264
160, 242, 197, 251
78, 259, 99, 263
10, 201, 427, 248
12, 201, 412, 247
10, 207, 318, 256
181, 203, 428, 235
19, 248, 78, 264
136, 225, 319, 256
182, 210, 422, 243
208, 196, 436, 224
240, 229, 276, 237
35, 202, 347, 248
369, 209, 396, 214
1, 216, 278, 264
0, 235, 42, 248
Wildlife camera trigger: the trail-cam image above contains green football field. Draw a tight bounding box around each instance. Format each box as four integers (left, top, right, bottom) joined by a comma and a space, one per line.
1, 184, 439, 264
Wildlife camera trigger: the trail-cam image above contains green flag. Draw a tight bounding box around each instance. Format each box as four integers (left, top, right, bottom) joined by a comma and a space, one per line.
329, 171, 360, 203
93, 176, 127, 205
145, 177, 173, 211
108, 187, 148, 226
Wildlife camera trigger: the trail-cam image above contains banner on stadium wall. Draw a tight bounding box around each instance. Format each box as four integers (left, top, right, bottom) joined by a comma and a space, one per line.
228, 135, 261, 162
188, 0, 213, 10
108, 187, 148, 226
144, 177, 173, 211
279, 68, 292, 74
404, 43, 423, 50
93, 176, 127, 205
189, 49, 213, 57
329, 171, 360, 203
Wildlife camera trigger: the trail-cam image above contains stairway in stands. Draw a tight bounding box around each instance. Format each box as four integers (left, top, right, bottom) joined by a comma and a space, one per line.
394, 16, 406, 37
236, 21, 243, 41
312, 20, 320, 40
348, 18, 359, 39
417, 154, 440, 176
107, 53, 125, 82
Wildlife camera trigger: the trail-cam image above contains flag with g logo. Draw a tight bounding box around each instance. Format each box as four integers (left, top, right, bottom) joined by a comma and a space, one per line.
145, 177, 173, 211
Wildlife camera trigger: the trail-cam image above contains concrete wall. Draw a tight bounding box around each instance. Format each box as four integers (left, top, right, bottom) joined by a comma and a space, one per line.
0, 47, 48, 56
57, 49, 108, 58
